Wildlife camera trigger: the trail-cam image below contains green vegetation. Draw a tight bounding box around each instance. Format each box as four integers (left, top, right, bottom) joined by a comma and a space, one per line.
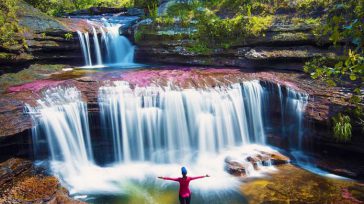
25, 0, 134, 16
303, 0, 363, 141
64, 32, 73, 40
332, 113, 352, 142
150, 1, 277, 53
0, 0, 24, 48
24, 0, 163, 16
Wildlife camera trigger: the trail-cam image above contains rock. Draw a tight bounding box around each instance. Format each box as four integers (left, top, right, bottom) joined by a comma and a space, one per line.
68, 7, 127, 16
261, 151, 290, 165
224, 157, 247, 176
224, 149, 291, 177
127, 8, 144, 16
0, 158, 32, 187
0, 158, 85, 204
0, 1, 84, 69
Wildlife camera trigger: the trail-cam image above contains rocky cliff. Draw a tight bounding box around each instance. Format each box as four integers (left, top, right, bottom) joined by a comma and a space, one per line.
133, 17, 340, 71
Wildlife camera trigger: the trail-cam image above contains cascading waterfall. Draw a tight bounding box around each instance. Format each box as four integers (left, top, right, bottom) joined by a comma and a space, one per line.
27, 80, 309, 194
26, 87, 93, 176
98, 81, 264, 163
104, 26, 135, 65
77, 25, 135, 67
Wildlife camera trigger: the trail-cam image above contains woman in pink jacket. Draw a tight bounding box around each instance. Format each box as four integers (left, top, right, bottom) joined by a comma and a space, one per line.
158, 167, 209, 204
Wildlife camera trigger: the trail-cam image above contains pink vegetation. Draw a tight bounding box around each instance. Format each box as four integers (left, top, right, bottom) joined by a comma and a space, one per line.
7, 80, 65, 93
119, 68, 242, 88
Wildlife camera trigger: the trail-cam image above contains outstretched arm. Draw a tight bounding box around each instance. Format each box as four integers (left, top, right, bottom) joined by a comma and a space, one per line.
190, 174, 210, 180
157, 176, 179, 181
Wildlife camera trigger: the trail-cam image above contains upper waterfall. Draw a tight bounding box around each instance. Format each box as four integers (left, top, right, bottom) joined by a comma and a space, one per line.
76, 16, 138, 68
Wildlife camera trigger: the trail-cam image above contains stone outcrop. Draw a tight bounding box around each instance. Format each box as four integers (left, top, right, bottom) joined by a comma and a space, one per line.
225, 149, 290, 177
0, 158, 85, 203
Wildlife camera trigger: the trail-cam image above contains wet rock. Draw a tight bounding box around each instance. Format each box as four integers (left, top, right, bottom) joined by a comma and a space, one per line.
258, 150, 291, 166
225, 150, 290, 177
224, 157, 246, 176
0, 158, 85, 204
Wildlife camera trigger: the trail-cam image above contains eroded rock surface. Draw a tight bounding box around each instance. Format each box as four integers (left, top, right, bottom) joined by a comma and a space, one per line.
0, 158, 84, 204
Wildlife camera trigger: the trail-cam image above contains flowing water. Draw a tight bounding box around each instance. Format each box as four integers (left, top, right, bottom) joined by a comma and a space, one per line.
76, 16, 139, 68
26, 80, 310, 202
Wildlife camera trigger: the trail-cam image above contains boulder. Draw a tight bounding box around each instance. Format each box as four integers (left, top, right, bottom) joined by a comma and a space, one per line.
224, 149, 291, 177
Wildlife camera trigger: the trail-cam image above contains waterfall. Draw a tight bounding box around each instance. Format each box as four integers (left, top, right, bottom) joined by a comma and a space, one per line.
77, 25, 135, 67
242, 81, 265, 144
27, 80, 309, 194
277, 86, 309, 149
92, 27, 102, 65
26, 87, 93, 176
84, 32, 92, 66
99, 27, 109, 62
98, 80, 265, 163
104, 26, 135, 65
77, 31, 91, 66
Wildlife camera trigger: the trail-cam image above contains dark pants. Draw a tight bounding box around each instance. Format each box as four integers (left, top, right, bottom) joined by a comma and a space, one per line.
179, 195, 191, 204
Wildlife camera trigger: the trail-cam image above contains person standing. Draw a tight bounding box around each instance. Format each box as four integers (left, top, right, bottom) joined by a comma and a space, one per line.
158, 167, 209, 204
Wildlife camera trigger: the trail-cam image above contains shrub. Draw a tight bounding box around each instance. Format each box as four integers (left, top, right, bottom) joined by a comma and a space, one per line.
332, 113, 352, 142
0, 0, 24, 47
64, 32, 73, 40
